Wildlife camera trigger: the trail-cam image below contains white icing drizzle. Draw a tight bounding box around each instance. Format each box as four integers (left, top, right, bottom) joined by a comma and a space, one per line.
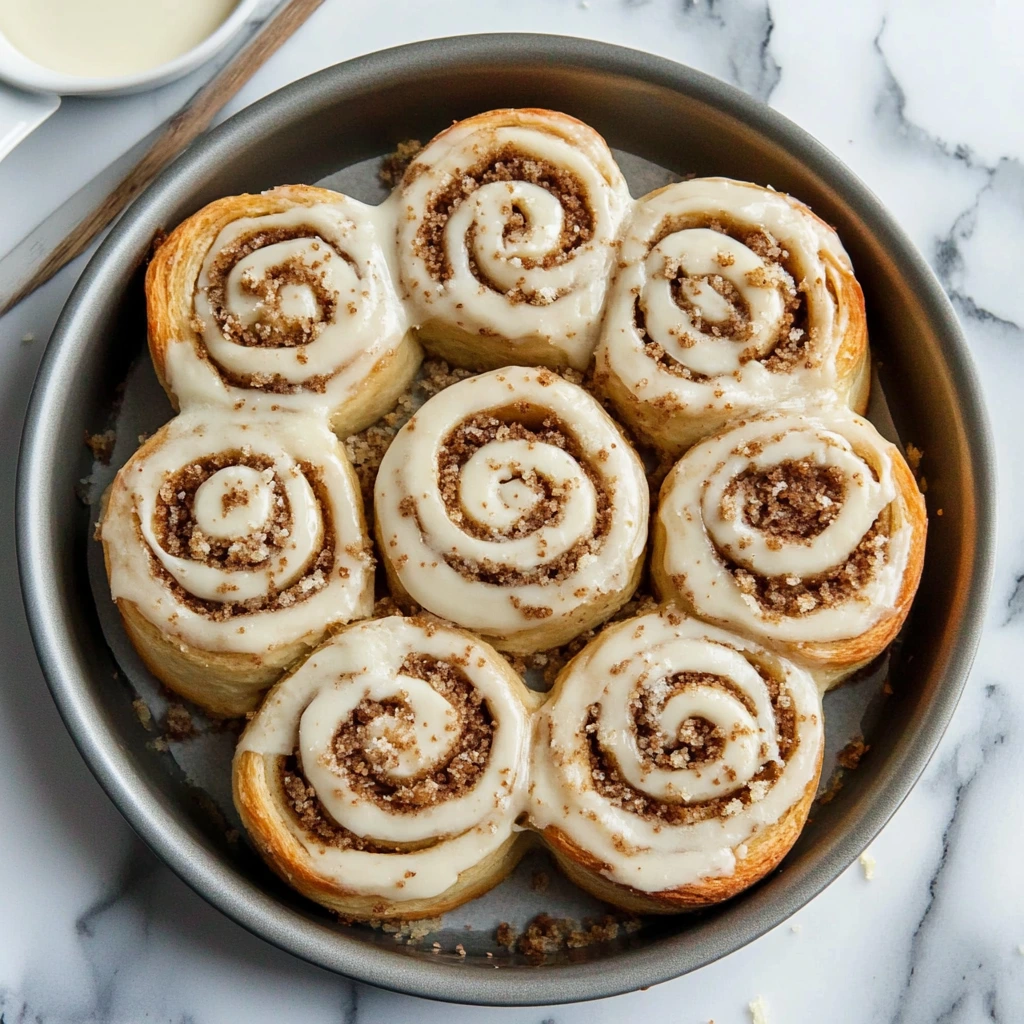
237, 616, 532, 901
657, 408, 913, 644
101, 410, 373, 654
167, 195, 409, 418
528, 611, 822, 893
374, 366, 649, 646
596, 177, 859, 423
397, 111, 631, 369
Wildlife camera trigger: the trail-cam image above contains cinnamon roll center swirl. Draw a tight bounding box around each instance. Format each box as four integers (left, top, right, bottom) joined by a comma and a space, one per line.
730, 457, 846, 543
148, 451, 335, 619
415, 147, 595, 298
202, 227, 345, 350
637, 215, 812, 379
155, 453, 290, 569
322, 656, 493, 812
434, 414, 613, 587
584, 662, 796, 828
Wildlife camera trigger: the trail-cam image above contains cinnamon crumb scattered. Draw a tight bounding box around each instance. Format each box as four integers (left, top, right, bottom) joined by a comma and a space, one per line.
530, 870, 551, 893
495, 912, 640, 963
837, 735, 870, 770
905, 443, 924, 473
164, 703, 195, 741
85, 429, 117, 465
132, 698, 153, 731
818, 769, 845, 805
379, 139, 423, 188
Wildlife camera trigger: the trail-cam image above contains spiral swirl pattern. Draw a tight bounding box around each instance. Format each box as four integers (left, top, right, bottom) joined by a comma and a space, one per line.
102, 411, 373, 655
149, 185, 416, 433
528, 610, 823, 894
397, 109, 632, 370
655, 409, 917, 646
235, 616, 533, 902
595, 177, 867, 452
374, 366, 649, 653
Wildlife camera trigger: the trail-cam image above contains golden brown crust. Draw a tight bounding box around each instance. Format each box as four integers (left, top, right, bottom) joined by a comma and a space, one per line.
98, 419, 373, 717
651, 423, 927, 690
398, 108, 626, 373
540, 769, 819, 913
233, 749, 532, 919
528, 616, 824, 912
146, 184, 423, 437
147, 185, 336, 405
593, 182, 871, 456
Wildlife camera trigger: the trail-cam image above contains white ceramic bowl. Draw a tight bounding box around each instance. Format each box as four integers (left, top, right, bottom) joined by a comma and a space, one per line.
0, 0, 264, 96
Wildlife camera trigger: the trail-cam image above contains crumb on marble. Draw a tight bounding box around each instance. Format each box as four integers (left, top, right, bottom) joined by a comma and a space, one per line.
860, 851, 876, 880
749, 996, 770, 1024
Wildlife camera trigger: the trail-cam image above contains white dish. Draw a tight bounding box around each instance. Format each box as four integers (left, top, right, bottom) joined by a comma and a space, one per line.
0, 0, 264, 97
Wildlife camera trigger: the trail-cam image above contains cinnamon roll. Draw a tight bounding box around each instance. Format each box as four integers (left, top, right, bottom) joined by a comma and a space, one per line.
652, 408, 926, 689
146, 184, 422, 437
529, 608, 823, 912
100, 411, 374, 716
233, 615, 536, 919
396, 109, 632, 371
594, 178, 869, 454
374, 366, 649, 654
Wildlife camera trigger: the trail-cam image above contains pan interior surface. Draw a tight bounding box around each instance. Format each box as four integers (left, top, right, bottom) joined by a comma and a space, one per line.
16, 35, 993, 1006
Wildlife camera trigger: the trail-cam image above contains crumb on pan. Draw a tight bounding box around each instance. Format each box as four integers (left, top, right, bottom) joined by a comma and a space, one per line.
379, 139, 423, 188
495, 912, 640, 962
132, 698, 153, 731
836, 735, 870, 770
164, 703, 195, 741
85, 429, 117, 465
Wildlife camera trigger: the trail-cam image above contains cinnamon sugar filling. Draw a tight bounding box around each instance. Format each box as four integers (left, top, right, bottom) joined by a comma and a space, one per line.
637, 214, 813, 376
197, 226, 348, 394
149, 451, 335, 619
709, 454, 889, 617
584, 664, 796, 826
730, 523, 888, 618
413, 147, 594, 302
279, 656, 495, 849
434, 412, 613, 587
730, 457, 845, 543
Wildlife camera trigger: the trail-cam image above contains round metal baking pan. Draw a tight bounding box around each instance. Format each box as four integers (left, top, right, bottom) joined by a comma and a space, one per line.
17, 34, 994, 1005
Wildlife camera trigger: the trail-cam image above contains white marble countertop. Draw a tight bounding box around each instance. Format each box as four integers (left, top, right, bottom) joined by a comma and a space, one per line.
2, 1, 1021, 1021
